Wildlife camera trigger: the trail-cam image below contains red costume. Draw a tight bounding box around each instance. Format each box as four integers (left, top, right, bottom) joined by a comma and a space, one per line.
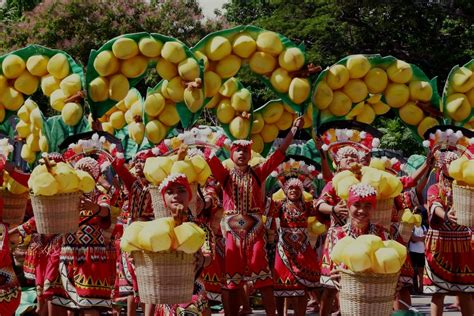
0, 222, 21, 316
316, 181, 345, 227
207, 148, 285, 289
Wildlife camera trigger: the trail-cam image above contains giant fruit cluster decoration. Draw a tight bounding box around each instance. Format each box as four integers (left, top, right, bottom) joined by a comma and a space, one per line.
331, 235, 407, 274
312, 54, 440, 137
442, 60, 474, 127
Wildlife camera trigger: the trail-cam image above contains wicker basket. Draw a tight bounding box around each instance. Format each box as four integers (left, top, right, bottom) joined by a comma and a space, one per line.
0, 190, 28, 225
133, 250, 194, 304
452, 184, 474, 227
30, 191, 83, 234
398, 222, 414, 243
339, 270, 399, 316
372, 199, 394, 229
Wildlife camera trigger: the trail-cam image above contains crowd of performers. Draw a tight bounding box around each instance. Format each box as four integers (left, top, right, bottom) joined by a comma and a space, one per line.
0, 117, 473, 316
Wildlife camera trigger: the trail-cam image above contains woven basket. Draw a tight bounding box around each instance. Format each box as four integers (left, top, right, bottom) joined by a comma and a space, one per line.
398, 222, 414, 243
339, 270, 399, 316
30, 191, 82, 234
149, 183, 198, 219
0, 190, 28, 225
372, 199, 394, 229
452, 184, 474, 227
133, 250, 194, 304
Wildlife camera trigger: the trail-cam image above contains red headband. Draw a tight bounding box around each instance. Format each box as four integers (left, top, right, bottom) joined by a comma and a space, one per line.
159, 174, 192, 207
230, 140, 252, 161
347, 183, 377, 208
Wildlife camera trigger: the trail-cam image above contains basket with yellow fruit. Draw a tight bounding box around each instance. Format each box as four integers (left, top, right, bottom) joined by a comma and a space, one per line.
331, 235, 407, 316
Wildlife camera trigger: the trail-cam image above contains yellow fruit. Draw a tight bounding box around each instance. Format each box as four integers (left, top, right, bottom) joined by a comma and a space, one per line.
146, 120, 167, 144
446, 93, 471, 121
251, 134, 264, 152
120, 55, 148, 78
399, 102, 424, 125
364, 67, 388, 94
138, 37, 162, 58
204, 71, 221, 98
330, 236, 355, 264
112, 37, 139, 59
230, 88, 251, 112
17, 106, 29, 122
0, 75, 6, 93
120, 222, 144, 252
53, 162, 80, 193
161, 41, 187, 64
256, 31, 283, 56
346, 101, 366, 119
313, 81, 333, 110
171, 160, 197, 183
270, 68, 292, 93
1, 87, 23, 111
328, 91, 352, 116
355, 235, 384, 255
448, 156, 468, 181
367, 94, 382, 104
461, 160, 474, 185
50, 89, 66, 111
47, 53, 70, 79
60, 73, 81, 97
278, 47, 304, 71
144, 93, 165, 117
174, 222, 206, 254
2, 54, 25, 79
178, 58, 200, 81
451, 66, 474, 93
93, 50, 119, 77
249, 52, 276, 74
130, 100, 143, 116
219, 77, 238, 97
21, 143, 36, 163
335, 175, 359, 200
184, 87, 204, 113
229, 116, 250, 139
409, 81, 433, 102
0, 105, 5, 123
289, 77, 310, 104
156, 58, 178, 80
466, 88, 474, 106
418, 117, 438, 137
162, 77, 184, 103
38, 134, 48, 152
262, 102, 284, 124
342, 79, 368, 103
138, 220, 174, 252
129, 121, 145, 144
6, 176, 28, 194
327, 64, 350, 90
29, 107, 43, 129
89, 77, 109, 102
194, 51, 209, 71
346, 54, 370, 79
232, 33, 256, 58
110, 111, 126, 129
216, 54, 241, 79
372, 101, 390, 115
158, 104, 180, 126
61, 102, 83, 126
276, 111, 293, 130
14, 71, 39, 95
372, 247, 402, 274
106, 73, 129, 101
385, 83, 410, 108
387, 60, 412, 83
383, 240, 407, 265
144, 157, 172, 184
124, 90, 138, 108
102, 122, 114, 134
26, 134, 40, 152
30, 170, 59, 195
206, 36, 232, 61
251, 113, 265, 134
26, 55, 49, 76
41, 74, 61, 96
261, 123, 279, 142
342, 240, 372, 272
216, 99, 235, 124
76, 169, 95, 193
205, 94, 220, 109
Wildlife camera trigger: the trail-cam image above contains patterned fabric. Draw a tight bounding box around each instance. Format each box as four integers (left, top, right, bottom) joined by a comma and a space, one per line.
202, 235, 225, 301
272, 200, 321, 297
316, 181, 346, 228
320, 222, 388, 287
0, 223, 21, 315
424, 183, 474, 293
390, 223, 414, 286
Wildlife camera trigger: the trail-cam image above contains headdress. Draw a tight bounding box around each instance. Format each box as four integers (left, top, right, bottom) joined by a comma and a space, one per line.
347, 183, 377, 208
74, 156, 100, 180
159, 173, 192, 207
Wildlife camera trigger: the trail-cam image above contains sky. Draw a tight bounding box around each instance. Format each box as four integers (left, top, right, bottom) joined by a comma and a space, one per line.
199, 0, 227, 18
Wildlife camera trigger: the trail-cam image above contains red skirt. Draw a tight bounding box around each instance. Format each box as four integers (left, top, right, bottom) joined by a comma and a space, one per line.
201, 235, 225, 301
0, 266, 21, 316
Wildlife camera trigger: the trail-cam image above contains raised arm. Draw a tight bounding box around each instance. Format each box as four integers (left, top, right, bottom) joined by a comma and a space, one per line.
5, 162, 30, 187
206, 155, 229, 186
111, 157, 137, 191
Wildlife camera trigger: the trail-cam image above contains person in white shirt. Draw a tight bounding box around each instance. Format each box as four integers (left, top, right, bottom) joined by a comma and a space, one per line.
409, 208, 427, 294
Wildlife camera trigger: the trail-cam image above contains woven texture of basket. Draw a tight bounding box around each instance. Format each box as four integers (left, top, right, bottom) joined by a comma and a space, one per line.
133, 250, 194, 304
0, 190, 27, 225
452, 184, 474, 227
30, 191, 82, 234
339, 270, 399, 316
398, 221, 414, 243
372, 199, 394, 229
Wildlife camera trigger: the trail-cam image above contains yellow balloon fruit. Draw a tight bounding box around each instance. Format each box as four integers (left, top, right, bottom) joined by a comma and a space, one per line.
313, 81, 333, 110
278, 47, 305, 72
219, 77, 239, 97
108, 74, 129, 101
183, 87, 204, 113
61, 102, 83, 126
448, 156, 468, 181
330, 236, 355, 265
2, 54, 25, 79
385, 83, 410, 108
262, 102, 284, 124
270, 68, 292, 93
251, 113, 265, 134
356, 104, 376, 124
343, 79, 369, 103
461, 160, 474, 186
159, 104, 180, 126
276, 111, 294, 130
89, 77, 109, 102
230, 88, 252, 112
417, 117, 438, 137
109, 111, 126, 129
399, 102, 424, 126
47, 53, 70, 79
383, 240, 407, 265
204, 71, 221, 98
261, 123, 279, 143
364, 67, 388, 94
216, 54, 241, 79
372, 101, 391, 115
387, 60, 412, 83
60, 73, 82, 97
162, 77, 184, 103
41, 74, 61, 96
229, 116, 250, 139
26, 55, 49, 77
14, 71, 39, 95
144, 93, 165, 117
216, 99, 235, 124
251, 134, 264, 153
256, 31, 283, 56
342, 241, 372, 272
138, 37, 162, 58
145, 120, 167, 144
156, 58, 178, 80
206, 36, 232, 61
346, 54, 370, 79
327, 64, 350, 90
161, 41, 187, 64
178, 58, 200, 81
372, 247, 402, 274
446, 93, 471, 121
112, 37, 139, 59
1, 87, 23, 111
76, 169, 96, 193
174, 222, 206, 254
120, 55, 148, 78
288, 77, 310, 104
144, 156, 173, 184
409, 81, 433, 102
249, 52, 276, 75
328, 91, 352, 116
171, 160, 197, 183
451, 66, 474, 93
232, 33, 256, 58
93, 50, 119, 77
